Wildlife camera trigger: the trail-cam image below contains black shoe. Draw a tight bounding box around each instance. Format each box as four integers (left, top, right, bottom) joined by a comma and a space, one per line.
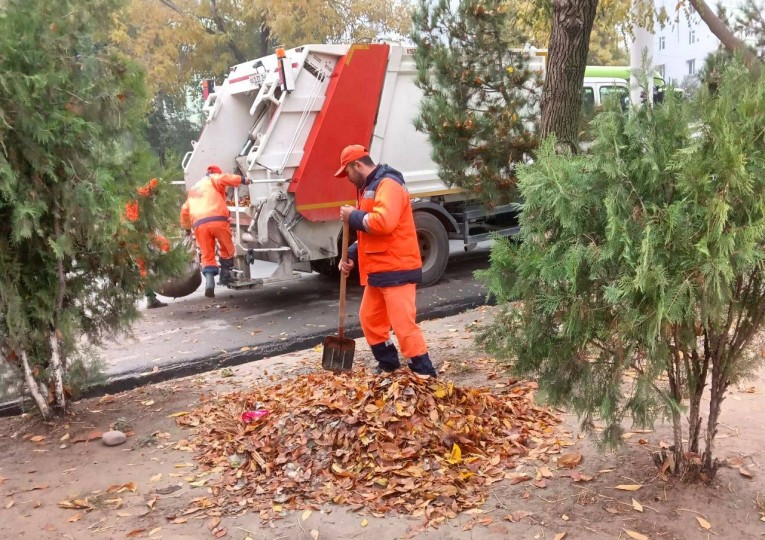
409, 353, 437, 378
204, 288, 215, 298
374, 365, 400, 375
147, 298, 167, 309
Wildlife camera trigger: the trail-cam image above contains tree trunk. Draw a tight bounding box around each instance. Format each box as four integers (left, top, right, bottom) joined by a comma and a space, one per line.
703, 378, 725, 477
20, 349, 51, 419
689, 0, 762, 76
259, 23, 271, 58
540, 0, 599, 152
686, 347, 708, 454
667, 366, 684, 473
49, 331, 66, 412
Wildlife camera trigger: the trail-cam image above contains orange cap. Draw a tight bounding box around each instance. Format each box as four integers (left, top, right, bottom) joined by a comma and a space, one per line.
334, 145, 369, 177
207, 165, 222, 174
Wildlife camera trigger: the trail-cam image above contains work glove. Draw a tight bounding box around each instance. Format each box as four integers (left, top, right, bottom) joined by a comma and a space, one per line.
241, 175, 251, 186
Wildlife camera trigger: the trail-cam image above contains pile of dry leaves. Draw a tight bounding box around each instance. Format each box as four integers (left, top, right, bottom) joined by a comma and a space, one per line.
177, 370, 560, 524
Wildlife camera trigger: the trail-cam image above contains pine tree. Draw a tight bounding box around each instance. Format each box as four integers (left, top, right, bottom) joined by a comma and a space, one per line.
0, 0, 185, 418
411, 0, 541, 206
479, 61, 765, 479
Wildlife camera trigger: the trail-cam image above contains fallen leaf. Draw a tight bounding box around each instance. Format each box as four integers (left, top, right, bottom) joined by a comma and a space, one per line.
127, 530, 146, 538
447, 443, 462, 465
5, 500, 14, 509
504, 510, 533, 522
557, 452, 582, 469
554, 533, 566, 540
60, 433, 70, 442
570, 471, 593, 482
605, 506, 619, 514
632, 498, 643, 512
561, 514, 569, 521
361, 518, 368, 527
696, 516, 712, 530
149, 473, 162, 483
107, 482, 137, 494
68, 513, 84, 522
302, 509, 312, 521
538, 466, 553, 478
30, 435, 46, 443
171, 517, 188, 524
214, 528, 228, 538
615, 484, 643, 491
72, 431, 103, 444
623, 530, 648, 540
117, 511, 133, 518
167, 411, 190, 418
149, 527, 161, 536
739, 467, 754, 479
207, 517, 221, 531
310, 530, 319, 540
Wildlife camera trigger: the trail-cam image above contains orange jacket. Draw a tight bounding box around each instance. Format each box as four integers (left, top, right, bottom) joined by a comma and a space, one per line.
180, 173, 243, 229
347, 165, 421, 287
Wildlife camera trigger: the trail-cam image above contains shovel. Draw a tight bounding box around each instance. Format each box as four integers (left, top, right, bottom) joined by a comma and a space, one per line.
322, 220, 355, 372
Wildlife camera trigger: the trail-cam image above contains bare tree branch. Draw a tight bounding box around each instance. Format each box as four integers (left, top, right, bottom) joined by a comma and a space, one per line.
689, 0, 762, 75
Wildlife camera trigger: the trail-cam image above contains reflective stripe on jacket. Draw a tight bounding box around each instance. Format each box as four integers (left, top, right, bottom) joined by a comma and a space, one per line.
180, 173, 243, 230
347, 165, 422, 287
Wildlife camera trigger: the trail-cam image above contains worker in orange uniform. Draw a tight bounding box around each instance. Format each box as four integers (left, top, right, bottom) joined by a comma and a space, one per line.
336, 145, 437, 377
180, 165, 250, 298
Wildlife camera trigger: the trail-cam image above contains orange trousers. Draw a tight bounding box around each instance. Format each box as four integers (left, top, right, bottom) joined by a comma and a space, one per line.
359, 283, 428, 358
194, 220, 235, 272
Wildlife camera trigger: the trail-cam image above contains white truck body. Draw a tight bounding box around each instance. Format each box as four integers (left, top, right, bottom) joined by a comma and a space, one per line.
182, 44, 546, 288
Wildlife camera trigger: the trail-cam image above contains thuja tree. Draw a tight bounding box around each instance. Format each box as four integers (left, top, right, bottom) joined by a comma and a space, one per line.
0, 0, 185, 418
411, 0, 541, 205
479, 62, 765, 479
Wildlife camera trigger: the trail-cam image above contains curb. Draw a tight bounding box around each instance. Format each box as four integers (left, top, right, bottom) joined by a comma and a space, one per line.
0, 294, 491, 417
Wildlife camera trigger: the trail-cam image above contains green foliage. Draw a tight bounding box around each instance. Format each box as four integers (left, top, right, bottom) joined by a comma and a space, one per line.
479, 61, 765, 475
0, 0, 186, 414
146, 91, 201, 167
411, 0, 540, 205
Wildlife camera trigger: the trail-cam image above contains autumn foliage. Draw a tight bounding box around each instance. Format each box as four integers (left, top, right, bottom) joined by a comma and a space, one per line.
177, 370, 561, 526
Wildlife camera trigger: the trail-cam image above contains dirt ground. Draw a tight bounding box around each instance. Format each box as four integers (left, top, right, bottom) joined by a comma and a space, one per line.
1, 306, 764, 540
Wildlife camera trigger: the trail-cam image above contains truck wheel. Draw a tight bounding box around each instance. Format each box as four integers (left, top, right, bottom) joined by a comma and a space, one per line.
415, 212, 449, 287
311, 258, 340, 278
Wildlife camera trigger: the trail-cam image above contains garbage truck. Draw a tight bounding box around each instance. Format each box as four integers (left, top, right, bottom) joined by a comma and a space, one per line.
181, 43, 547, 290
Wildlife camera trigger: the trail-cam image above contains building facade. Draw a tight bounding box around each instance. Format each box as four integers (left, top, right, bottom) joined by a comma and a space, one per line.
652, 0, 749, 86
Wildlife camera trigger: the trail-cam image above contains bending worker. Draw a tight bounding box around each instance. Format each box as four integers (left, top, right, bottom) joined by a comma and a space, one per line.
180, 165, 250, 298
336, 145, 437, 378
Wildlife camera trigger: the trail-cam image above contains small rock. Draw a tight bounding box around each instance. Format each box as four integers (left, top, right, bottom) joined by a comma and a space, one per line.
102, 430, 127, 447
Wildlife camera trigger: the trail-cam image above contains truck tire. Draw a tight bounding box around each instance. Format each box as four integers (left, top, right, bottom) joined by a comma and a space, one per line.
311, 258, 340, 278
415, 212, 449, 287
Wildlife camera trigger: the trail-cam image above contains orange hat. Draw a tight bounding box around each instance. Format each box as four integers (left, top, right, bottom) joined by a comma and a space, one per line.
207, 165, 222, 174
334, 145, 369, 177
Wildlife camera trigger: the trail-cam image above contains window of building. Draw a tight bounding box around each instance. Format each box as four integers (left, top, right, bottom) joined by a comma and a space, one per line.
657, 64, 665, 79
689, 29, 696, 44
687, 59, 696, 75
658, 36, 666, 50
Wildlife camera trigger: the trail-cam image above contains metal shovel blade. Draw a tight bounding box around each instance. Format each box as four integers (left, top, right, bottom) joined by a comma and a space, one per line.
321, 335, 355, 372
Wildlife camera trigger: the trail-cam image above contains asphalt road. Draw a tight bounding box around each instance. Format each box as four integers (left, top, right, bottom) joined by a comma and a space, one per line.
99, 242, 493, 383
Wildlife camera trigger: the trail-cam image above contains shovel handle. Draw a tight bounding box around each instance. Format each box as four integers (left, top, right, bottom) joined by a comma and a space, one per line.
338, 220, 350, 339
